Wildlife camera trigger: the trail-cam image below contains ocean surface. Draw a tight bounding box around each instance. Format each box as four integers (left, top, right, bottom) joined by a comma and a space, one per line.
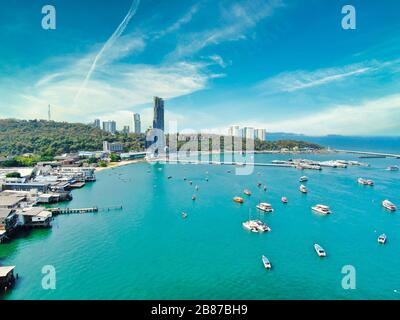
1, 145, 400, 299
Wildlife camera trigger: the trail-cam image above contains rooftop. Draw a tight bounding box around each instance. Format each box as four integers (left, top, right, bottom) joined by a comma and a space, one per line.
0, 266, 15, 277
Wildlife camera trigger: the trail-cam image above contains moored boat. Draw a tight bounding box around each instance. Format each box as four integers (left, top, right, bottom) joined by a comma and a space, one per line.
281, 197, 288, 204
299, 184, 308, 193
312, 204, 331, 215
299, 176, 308, 182
233, 196, 244, 204
242, 220, 271, 233
262, 255, 272, 269
382, 200, 396, 211
192, 195, 197, 201
244, 189, 251, 196
314, 244, 326, 257
378, 234, 387, 244
386, 165, 399, 171
182, 212, 188, 219
256, 202, 274, 212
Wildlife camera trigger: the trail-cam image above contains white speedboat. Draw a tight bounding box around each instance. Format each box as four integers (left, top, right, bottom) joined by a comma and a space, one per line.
299, 176, 308, 182
281, 197, 288, 204
358, 178, 368, 185
256, 203, 274, 212
382, 200, 397, 211
182, 212, 188, 219
299, 184, 308, 193
262, 255, 272, 269
312, 204, 331, 215
378, 234, 387, 244
314, 244, 327, 257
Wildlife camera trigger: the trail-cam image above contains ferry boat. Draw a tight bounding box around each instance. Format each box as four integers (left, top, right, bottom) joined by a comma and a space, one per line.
314, 244, 327, 257
382, 200, 397, 211
299, 184, 308, 193
378, 234, 387, 244
256, 203, 274, 212
299, 176, 308, 182
386, 165, 399, 171
312, 204, 331, 215
242, 220, 271, 233
233, 197, 244, 204
262, 255, 272, 269
281, 197, 288, 204
244, 189, 251, 196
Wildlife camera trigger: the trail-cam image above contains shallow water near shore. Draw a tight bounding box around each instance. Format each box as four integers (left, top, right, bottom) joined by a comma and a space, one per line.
1, 152, 400, 300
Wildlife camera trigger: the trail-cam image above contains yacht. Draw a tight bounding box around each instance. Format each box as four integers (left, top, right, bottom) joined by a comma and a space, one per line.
281, 197, 288, 204
299, 176, 308, 182
382, 200, 397, 211
314, 244, 327, 257
378, 234, 387, 244
242, 220, 271, 233
299, 184, 308, 193
256, 203, 274, 212
312, 204, 331, 215
262, 255, 272, 269
386, 165, 399, 171
244, 189, 252, 196
233, 196, 244, 204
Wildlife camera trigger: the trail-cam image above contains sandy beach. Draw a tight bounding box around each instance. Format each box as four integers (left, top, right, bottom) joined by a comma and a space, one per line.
95, 159, 145, 172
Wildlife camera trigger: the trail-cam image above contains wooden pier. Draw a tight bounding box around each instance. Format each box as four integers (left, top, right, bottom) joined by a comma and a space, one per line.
49, 205, 122, 215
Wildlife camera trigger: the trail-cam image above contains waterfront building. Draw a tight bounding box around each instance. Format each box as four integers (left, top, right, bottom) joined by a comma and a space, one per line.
153, 97, 165, 131
102, 121, 117, 134
58, 167, 96, 182
0, 266, 16, 290
103, 141, 124, 153
0, 208, 18, 234
228, 125, 241, 137
255, 129, 267, 141
134, 113, 141, 134
243, 127, 255, 140
2, 182, 50, 193
18, 207, 52, 228
94, 119, 101, 129
120, 152, 147, 160
0, 193, 26, 209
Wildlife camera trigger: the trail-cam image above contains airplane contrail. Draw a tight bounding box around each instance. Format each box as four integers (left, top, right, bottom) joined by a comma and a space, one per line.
73, 0, 140, 105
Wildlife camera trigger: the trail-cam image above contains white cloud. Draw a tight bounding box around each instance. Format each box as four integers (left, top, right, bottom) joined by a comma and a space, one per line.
246, 94, 400, 135
257, 59, 400, 94
167, 0, 284, 59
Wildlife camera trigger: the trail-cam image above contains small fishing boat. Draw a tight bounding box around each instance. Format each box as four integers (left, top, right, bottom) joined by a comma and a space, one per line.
256, 203, 274, 212
314, 244, 326, 257
299, 176, 308, 182
262, 255, 272, 269
195, 185, 199, 190
257, 182, 262, 187
382, 200, 396, 211
281, 197, 288, 204
192, 195, 197, 201
311, 204, 331, 215
244, 189, 251, 196
205, 178, 209, 182
182, 212, 188, 219
183, 177, 187, 181
263, 186, 267, 191
378, 234, 387, 244
233, 197, 244, 204
299, 184, 308, 193
167, 176, 172, 179
189, 181, 193, 185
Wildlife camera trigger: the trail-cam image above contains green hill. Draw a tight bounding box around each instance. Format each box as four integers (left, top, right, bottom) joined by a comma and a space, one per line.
0, 119, 144, 157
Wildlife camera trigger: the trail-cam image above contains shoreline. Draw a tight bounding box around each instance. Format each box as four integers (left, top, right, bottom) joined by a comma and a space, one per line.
95, 159, 146, 172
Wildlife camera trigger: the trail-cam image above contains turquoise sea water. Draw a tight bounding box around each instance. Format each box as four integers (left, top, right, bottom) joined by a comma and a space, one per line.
1, 152, 400, 300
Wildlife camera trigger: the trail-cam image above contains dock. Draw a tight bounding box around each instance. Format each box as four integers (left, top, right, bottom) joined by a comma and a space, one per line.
49, 206, 123, 215
334, 149, 400, 159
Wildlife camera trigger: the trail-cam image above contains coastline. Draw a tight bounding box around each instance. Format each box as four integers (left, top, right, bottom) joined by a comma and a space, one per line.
95, 159, 146, 172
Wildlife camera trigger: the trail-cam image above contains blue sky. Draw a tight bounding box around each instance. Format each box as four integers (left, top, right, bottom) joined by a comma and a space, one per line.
0, 0, 399, 135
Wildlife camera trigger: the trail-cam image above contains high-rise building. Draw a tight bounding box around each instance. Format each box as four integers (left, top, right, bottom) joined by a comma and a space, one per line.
94, 119, 101, 129
255, 129, 266, 141
243, 127, 255, 140
153, 97, 164, 132
103, 141, 124, 153
122, 126, 130, 134
228, 125, 241, 137
134, 113, 141, 134
102, 121, 117, 134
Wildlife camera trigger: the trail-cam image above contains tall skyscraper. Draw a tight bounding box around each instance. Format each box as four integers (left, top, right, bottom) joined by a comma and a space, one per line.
153, 97, 164, 131
134, 113, 141, 134
243, 127, 255, 140
102, 121, 117, 134
228, 125, 241, 137
255, 129, 266, 141
94, 119, 101, 129
122, 126, 130, 134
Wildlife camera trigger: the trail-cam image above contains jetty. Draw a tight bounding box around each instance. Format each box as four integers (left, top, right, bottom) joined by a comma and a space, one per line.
334, 149, 400, 159
49, 205, 122, 215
